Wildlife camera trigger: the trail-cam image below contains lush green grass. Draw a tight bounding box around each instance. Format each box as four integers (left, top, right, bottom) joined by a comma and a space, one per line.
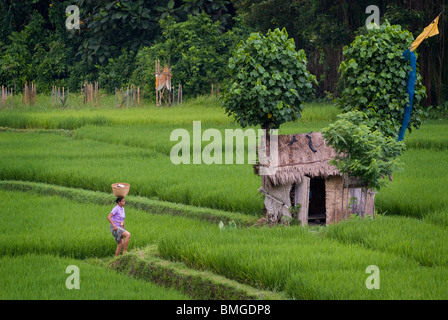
0, 254, 190, 300
323, 215, 448, 267
0, 190, 216, 258
2, 188, 447, 300
0, 180, 258, 226
158, 222, 448, 299
1, 125, 447, 217
1, 95, 448, 300
401, 119, 448, 150
0, 95, 339, 129
0, 96, 231, 129
0, 130, 263, 214
375, 148, 448, 218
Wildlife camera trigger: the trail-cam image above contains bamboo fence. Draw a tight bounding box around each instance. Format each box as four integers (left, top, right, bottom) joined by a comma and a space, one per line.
23, 83, 37, 106
1, 86, 14, 109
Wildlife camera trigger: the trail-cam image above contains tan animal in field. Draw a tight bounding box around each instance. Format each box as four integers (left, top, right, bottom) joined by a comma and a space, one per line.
155, 65, 172, 91
154, 62, 173, 106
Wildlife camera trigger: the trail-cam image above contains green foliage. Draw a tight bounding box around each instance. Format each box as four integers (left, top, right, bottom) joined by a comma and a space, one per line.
74, 0, 172, 65
159, 222, 448, 299
336, 21, 426, 139
322, 111, 405, 190
220, 28, 317, 130
0, 10, 47, 89
0, 32, 31, 89
97, 49, 136, 93
0, 254, 190, 300
324, 215, 448, 267
34, 40, 71, 92
132, 13, 241, 99
181, 0, 234, 29
1, 102, 446, 218
0, 9, 76, 92
424, 102, 448, 120
219, 220, 237, 231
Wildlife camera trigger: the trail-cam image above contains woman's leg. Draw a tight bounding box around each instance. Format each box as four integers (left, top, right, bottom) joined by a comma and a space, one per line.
122, 230, 131, 253
115, 239, 124, 256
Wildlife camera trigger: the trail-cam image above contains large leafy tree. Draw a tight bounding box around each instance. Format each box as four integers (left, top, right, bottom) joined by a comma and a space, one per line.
322, 111, 405, 190
181, 0, 235, 30
74, 0, 176, 65
132, 13, 243, 98
220, 28, 316, 130
336, 21, 426, 139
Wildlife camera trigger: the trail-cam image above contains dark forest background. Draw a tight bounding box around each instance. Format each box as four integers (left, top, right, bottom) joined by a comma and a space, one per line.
0, 0, 446, 106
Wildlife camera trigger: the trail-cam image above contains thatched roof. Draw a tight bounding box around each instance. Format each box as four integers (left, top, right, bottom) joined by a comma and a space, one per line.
255, 132, 341, 187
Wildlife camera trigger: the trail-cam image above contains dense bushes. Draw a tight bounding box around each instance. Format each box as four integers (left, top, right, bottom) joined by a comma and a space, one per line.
336, 21, 426, 138
131, 13, 246, 99
0, 9, 245, 97
0, 2, 243, 97
220, 28, 316, 130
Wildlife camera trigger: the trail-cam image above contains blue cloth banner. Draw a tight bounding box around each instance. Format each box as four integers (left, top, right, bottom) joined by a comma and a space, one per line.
398, 48, 416, 141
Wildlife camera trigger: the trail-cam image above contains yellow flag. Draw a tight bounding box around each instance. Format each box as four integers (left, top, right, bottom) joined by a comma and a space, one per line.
410, 15, 440, 52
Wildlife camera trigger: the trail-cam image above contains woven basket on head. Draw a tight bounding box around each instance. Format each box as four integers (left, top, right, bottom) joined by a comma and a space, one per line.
111, 183, 130, 197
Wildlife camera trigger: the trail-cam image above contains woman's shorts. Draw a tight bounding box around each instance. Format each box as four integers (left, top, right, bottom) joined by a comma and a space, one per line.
110, 224, 126, 244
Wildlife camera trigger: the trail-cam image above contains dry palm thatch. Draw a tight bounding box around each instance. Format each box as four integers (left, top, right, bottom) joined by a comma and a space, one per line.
255, 132, 340, 189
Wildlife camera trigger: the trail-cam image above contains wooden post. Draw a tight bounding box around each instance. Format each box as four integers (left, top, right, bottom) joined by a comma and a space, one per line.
155, 60, 159, 107
137, 86, 140, 106
1, 86, 4, 109
95, 81, 99, 107
24, 83, 27, 105
126, 85, 129, 108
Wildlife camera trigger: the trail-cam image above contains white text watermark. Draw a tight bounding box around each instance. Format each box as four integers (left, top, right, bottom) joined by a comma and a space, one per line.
170, 121, 278, 175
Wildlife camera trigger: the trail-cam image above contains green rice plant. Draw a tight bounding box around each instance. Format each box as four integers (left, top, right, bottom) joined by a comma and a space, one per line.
0, 95, 343, 130
0, 254, 190, 300
375, 148, 448, 218
0, 180, 258, 226
2, 189, 448, 300
1, 121, 447, 217
158, 224, 448, 299
423, 209, 448, 227
323, 215, 448, 267
0, 95, 234, 129
297, 102, 341, 123
0, 131, 263, 214
403, 119, 448, 151
0, 99, 447, 219
0, 189, 217, 258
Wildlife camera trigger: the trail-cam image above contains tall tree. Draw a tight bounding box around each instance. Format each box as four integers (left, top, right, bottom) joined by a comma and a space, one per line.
233, 0, 447, 105
73, 0, 176, 65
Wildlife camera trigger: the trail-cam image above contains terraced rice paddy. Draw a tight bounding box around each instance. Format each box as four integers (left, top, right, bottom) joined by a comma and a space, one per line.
1, 95, 447, 300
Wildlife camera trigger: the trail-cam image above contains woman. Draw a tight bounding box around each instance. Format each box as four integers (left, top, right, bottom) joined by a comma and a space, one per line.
107, 197, 131, 256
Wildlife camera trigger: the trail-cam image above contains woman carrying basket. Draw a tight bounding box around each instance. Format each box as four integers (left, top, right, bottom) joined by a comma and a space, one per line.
107, 196, 131, 256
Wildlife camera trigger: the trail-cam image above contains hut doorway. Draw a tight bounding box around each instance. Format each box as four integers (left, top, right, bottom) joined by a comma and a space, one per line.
308, 178, 326, 225
293, 177, 326, 226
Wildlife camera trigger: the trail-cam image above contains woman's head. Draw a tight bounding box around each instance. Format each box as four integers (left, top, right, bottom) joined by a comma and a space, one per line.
116, 197, 126, 206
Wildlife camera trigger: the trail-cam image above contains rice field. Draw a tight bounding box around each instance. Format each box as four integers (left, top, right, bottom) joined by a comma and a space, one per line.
1, 95, 447, 300
0, 254, 190, 300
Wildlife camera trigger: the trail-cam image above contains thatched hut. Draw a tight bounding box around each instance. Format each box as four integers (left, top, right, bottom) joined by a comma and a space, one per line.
254, 132, 375, 226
